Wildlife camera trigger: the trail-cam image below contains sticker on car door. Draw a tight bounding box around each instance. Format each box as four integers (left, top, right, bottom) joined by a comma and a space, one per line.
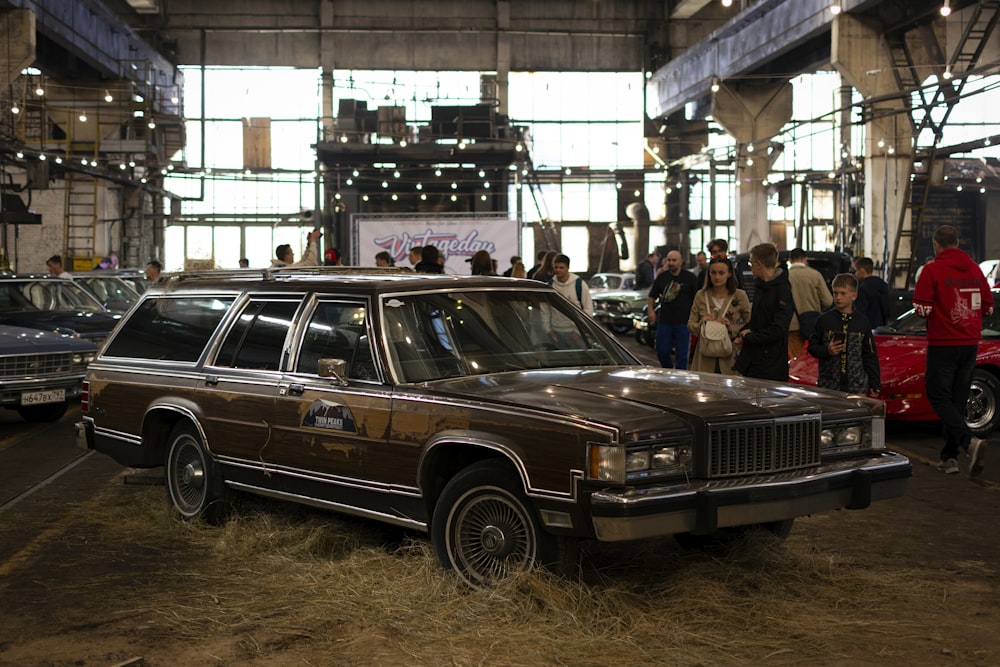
303, 400, 358, 433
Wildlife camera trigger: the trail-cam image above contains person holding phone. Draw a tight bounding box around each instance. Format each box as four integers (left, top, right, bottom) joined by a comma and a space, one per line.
271, 229, 322, 268
806, 272, 880, 398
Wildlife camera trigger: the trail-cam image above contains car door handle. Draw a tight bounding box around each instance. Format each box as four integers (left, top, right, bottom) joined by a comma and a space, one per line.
288, 383, 305, 396
205, 375, 219, 385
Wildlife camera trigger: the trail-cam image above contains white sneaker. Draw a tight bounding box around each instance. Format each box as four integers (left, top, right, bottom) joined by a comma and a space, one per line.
937, 458, 960, 474
968, 438, 988, 477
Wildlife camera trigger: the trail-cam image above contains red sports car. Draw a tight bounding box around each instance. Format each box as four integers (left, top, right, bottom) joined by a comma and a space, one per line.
788, 297, 1000, 436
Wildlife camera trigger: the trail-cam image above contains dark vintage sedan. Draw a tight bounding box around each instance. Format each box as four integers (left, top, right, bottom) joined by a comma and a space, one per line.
0, 274, 121, 347
1, 324, 96, 421
79, 269, 910, 586
75, 273, 142, 314
591, 289, 646, 334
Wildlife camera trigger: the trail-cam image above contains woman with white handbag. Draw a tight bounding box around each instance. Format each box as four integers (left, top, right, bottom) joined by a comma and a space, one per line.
687, 257, 751, 374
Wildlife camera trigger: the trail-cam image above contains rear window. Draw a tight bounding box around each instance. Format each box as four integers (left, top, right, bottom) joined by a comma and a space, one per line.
103, 296, 235, 361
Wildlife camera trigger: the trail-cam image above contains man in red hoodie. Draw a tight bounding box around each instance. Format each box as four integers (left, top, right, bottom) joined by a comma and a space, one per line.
913, 225, 993, 476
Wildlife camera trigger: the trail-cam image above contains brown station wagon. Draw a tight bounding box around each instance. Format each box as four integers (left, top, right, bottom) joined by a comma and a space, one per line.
79, 268, 911, 586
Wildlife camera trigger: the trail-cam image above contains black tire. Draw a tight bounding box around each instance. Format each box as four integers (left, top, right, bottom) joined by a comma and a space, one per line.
16, 401, 68, 423
431, 460, 558, 587
674, 519, 795, 551
966, 369, 999, 436
164, 422, 232, 524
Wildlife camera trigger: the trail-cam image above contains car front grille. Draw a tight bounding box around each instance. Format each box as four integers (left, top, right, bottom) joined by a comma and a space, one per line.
0, 352, 87, 379
707, 416, 821, 477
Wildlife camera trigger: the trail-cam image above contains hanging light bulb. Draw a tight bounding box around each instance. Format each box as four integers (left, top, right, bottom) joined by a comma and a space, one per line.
940, 1, 951, 17
711, 77, 720, 93
942, 67, 953, 80
15, 151, 24, 158
35, 85, 44, 96
147, 119, 156, 129
104, 90, 113, 102
10, 103, 19, 114
829, 3, 842, 15
79, 111, 87, 122
721, 0, 733, 6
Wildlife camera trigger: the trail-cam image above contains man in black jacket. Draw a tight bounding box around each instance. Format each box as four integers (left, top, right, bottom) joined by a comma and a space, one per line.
853, 256, 890, 329
734, 242, 795, 381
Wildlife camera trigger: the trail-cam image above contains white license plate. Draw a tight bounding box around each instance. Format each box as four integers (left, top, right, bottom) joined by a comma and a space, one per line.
20, 389, 66, 405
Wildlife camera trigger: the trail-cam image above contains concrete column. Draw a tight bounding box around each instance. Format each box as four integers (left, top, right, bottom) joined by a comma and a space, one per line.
319, 1, 335, 142
496, 0, 510, 115
832, 14, 917, 269
0, 9, 35, 88
712, 80, 793, 251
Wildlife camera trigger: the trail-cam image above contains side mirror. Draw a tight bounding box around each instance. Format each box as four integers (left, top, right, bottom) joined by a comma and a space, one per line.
317, 358, 349, 386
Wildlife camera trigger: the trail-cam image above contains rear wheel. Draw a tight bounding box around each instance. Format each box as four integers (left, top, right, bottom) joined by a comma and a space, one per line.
966, 369, 999, 436
17, 401, 68, 423
164, 422, 233, 524
432, 461, 559, 587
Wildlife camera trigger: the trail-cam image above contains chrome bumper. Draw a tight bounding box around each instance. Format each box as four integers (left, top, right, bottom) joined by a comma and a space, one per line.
589, 451, 911, 541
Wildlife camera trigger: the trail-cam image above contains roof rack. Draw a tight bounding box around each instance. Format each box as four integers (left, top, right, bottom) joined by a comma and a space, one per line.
161, 265, 414, 283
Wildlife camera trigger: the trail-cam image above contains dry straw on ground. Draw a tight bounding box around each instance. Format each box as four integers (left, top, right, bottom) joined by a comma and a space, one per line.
69, 477, 952, 666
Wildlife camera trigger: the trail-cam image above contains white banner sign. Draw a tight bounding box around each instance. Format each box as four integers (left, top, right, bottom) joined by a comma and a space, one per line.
351, 214, 519, 275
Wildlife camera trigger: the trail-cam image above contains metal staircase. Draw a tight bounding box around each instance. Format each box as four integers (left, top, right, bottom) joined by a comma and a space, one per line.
889, 0, 1000, 288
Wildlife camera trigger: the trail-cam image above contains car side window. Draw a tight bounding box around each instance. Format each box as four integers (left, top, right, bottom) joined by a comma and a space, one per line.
215, 300, 299, 370
103, 296, 236, 361
295, 302, 377, 381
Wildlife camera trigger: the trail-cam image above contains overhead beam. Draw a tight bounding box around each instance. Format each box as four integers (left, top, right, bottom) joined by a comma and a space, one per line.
3, 0, 177, 90
650, 0, 895, 118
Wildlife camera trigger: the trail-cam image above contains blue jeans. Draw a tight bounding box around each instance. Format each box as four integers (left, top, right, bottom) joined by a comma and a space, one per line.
925, 344, 976, 461
656, 323, 690, 369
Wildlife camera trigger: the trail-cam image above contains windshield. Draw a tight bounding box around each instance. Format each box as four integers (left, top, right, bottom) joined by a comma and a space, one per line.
382, 289, 635, 382
881, 296, 1000, 339
0, 280, 106, 313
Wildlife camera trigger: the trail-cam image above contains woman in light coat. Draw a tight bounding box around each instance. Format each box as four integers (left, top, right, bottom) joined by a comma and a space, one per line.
687, 257, 752, 374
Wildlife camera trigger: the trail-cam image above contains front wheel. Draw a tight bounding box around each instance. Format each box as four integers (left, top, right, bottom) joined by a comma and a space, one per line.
164, 422, 232, 524
432, 461, 557, 587
967, 369, 999, 436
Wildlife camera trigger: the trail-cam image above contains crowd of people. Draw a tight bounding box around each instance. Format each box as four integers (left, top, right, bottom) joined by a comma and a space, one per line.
41, 223, 990, 478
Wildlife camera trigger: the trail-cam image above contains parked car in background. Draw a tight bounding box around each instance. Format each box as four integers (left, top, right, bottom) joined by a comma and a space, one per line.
113, 268, 152, 293
789, 292, 1000, 435
588, 272, 635, 293
75, 273, 142, 314
981, 259, 999, 287
0, 324, 96, 422
592, 289, 646, 334
0, 274, 121, 347
80, 269, 909, 587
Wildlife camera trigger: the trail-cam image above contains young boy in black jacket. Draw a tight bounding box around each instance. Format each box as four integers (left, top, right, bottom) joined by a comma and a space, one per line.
807, 273, 881, 397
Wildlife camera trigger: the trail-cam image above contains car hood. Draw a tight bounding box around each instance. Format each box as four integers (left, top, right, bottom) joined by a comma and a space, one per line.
790, 334, 928, 387
592, 290, 645, 301
0, 324, 98, 353
426, 366, 867, 435
0, 310, 120, 337
874, 334, 930, 382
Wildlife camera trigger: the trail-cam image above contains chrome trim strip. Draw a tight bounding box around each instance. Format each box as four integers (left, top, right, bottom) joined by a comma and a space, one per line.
93, 425, 141, 445
217, 456, 422, 497
225, 481, 428, 532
